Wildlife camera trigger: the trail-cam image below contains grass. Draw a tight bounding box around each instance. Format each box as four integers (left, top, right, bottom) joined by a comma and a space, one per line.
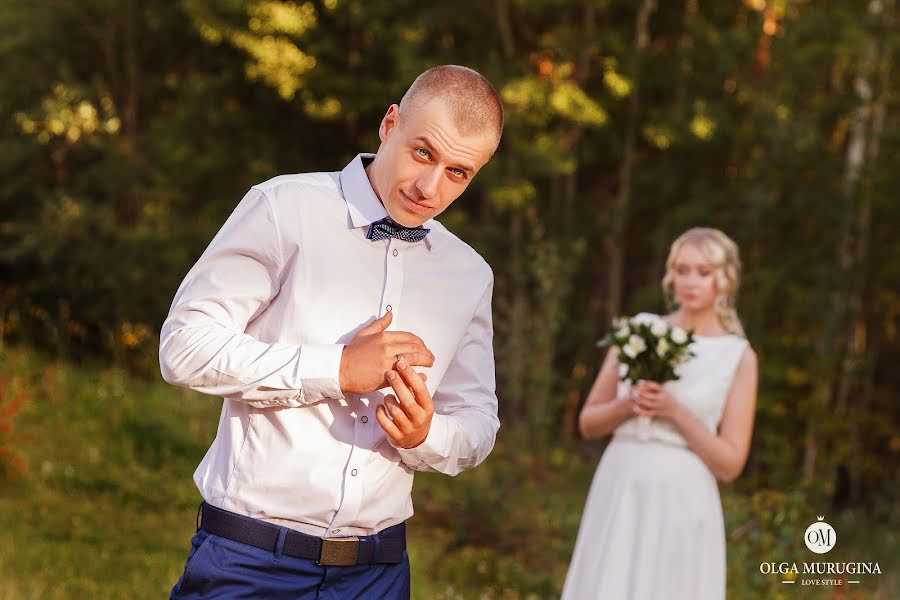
0, 344, 896, 599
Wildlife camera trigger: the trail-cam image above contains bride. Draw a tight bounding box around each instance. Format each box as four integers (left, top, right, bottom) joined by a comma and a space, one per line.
561, 228, 759, 600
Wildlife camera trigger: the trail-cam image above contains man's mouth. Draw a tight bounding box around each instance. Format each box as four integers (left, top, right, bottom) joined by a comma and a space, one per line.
401, 191, 433, 213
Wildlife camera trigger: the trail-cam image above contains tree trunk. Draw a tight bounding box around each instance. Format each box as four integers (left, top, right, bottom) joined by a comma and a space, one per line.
101, 0, 142, 227
561, 2, 596, 232
805, 0, 893, 492
494, 0, 526, 423
606, 0, 657, 321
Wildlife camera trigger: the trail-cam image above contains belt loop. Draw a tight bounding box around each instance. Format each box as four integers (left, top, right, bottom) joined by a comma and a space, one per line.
196, 501, 204, 532
273, 527, 288, 561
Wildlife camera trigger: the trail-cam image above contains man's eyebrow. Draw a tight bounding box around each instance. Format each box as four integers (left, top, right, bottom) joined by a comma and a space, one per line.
412, 136, 476, 175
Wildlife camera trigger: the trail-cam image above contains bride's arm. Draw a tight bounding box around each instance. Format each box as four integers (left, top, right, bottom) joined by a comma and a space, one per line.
578, 348, 636, 440
655, 347, 758, 482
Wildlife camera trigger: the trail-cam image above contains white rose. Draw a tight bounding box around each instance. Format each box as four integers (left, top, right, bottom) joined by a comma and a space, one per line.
633, 313, 655, 325
622, 344, 637, 358
671, 327, 688, 344
656, 338, 670, 357
651, 320, 668, 337
626, 334, 647, 355
616, 325, 630, 339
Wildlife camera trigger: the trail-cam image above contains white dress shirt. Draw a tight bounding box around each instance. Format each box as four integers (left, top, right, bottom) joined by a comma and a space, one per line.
159, 154, 499, 537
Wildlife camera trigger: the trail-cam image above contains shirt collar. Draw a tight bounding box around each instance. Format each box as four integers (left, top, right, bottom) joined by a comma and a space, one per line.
339, 153, 436, 251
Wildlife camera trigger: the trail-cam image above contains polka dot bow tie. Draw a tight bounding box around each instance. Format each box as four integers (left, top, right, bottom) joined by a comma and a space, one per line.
366, 217, 430, 243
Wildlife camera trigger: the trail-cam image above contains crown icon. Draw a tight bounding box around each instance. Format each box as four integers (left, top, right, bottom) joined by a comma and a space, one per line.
817, 515, 825, 521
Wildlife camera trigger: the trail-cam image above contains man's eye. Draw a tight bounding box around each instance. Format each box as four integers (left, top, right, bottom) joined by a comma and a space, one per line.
416, 148, 430, 159
699, 270, 711, 277
450, 168, 465, 178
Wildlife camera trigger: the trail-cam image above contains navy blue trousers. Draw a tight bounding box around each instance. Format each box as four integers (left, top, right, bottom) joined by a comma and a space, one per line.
170, 528, 411, 600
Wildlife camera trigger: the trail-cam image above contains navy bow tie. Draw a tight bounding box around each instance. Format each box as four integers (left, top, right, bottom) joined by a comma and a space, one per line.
366, 217, 430, 243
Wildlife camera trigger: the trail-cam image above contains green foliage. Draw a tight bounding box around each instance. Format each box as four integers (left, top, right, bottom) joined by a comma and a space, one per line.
0, 0, 897, 533
2, 346, 896, 598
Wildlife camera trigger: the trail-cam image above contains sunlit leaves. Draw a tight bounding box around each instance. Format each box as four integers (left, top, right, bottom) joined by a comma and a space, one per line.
642, 123, 673, 149
184, 1, 318, 100
689, 114, 716, 140
488, 180, 537, 212
601, 59, 633, 99
502, 75, 608, 128
14, 84, 119, 145
247, 1, 316, 36
231, 31, 316, 99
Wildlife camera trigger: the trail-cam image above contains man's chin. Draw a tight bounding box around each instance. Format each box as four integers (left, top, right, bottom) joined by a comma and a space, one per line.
387, 205, 430, 228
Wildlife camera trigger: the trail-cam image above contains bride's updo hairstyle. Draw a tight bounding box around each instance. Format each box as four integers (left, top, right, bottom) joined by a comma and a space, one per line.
661, 227, 746, 338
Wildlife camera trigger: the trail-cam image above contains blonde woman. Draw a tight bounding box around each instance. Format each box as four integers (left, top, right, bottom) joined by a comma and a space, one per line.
562, 228, 758, 600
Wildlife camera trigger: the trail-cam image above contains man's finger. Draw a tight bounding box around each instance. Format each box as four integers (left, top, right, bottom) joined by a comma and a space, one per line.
389, 351, 434, 369
382, 331, 427, 347
357, 311, 393, 336
386, 343, 433, 360
376, 405, 403, 441
386, 372, 422, 419
396, 360, 434, 412
375, 371, 425, 391
383, 398, 412, 431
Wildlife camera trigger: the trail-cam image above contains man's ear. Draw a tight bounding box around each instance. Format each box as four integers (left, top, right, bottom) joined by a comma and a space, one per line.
379, 104, 400, 143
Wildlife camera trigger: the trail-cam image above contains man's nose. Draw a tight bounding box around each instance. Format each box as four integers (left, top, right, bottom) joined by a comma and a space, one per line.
415, 166, 442, 200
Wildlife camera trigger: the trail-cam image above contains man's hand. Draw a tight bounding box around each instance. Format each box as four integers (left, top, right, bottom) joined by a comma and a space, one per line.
376, 358, 435, 449
339, 312, 435, 394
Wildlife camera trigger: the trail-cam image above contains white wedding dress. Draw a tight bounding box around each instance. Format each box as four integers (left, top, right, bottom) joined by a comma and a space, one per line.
561, 313, 750, 600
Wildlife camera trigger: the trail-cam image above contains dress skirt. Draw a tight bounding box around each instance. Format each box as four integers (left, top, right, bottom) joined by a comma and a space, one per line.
561, 437, 726, 600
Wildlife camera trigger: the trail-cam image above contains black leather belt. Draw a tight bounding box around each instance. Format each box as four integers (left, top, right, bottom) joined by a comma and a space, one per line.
198, 502, 406, 566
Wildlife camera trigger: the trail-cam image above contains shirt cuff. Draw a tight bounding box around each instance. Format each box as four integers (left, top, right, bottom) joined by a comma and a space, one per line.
391, 412, 451, 469
297, 343, 345, 402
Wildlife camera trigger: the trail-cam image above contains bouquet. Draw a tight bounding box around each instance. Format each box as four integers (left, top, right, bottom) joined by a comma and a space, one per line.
597, 315, 696, 439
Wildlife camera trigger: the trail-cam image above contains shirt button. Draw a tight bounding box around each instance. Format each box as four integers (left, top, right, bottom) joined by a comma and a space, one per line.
393, 249, 399, 257
351, 469, 358, 476
332, 528, 340, 534
361, 416, 368, 423
386, 304, 392, 312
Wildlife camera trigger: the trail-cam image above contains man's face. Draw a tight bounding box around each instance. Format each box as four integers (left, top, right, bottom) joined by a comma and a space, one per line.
366, 98, 497, 227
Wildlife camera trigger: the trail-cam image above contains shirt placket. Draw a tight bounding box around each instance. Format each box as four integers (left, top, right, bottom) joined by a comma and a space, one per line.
328, 237, 406, 535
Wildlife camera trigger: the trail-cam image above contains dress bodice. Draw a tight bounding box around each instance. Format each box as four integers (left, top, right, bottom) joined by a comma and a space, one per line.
613, 312, 749, 447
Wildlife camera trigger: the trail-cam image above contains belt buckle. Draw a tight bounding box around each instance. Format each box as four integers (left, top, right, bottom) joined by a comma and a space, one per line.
318, 536, 360, 566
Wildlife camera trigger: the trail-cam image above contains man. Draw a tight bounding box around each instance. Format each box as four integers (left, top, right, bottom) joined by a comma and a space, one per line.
160, 65, 503, 599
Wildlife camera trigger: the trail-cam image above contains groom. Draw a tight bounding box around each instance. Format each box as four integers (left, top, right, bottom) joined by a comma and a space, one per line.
159, 65, 503, 599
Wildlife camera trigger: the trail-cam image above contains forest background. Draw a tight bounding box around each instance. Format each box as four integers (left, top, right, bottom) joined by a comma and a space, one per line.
0, 1, 897, 598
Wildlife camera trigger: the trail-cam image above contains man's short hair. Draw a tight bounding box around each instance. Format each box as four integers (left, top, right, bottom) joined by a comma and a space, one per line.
399, 65, 504, 149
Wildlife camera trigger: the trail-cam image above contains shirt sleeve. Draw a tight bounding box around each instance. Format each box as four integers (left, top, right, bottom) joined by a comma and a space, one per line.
392, 273, 500, 475
158, 187, 345, 408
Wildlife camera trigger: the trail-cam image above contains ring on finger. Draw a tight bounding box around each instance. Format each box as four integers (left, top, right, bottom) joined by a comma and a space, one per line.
631, 389, 639, 401
396, 353, 404, 362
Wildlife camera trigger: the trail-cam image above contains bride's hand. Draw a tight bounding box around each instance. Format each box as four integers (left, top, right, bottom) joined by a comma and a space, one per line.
633, 381, 679, 420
